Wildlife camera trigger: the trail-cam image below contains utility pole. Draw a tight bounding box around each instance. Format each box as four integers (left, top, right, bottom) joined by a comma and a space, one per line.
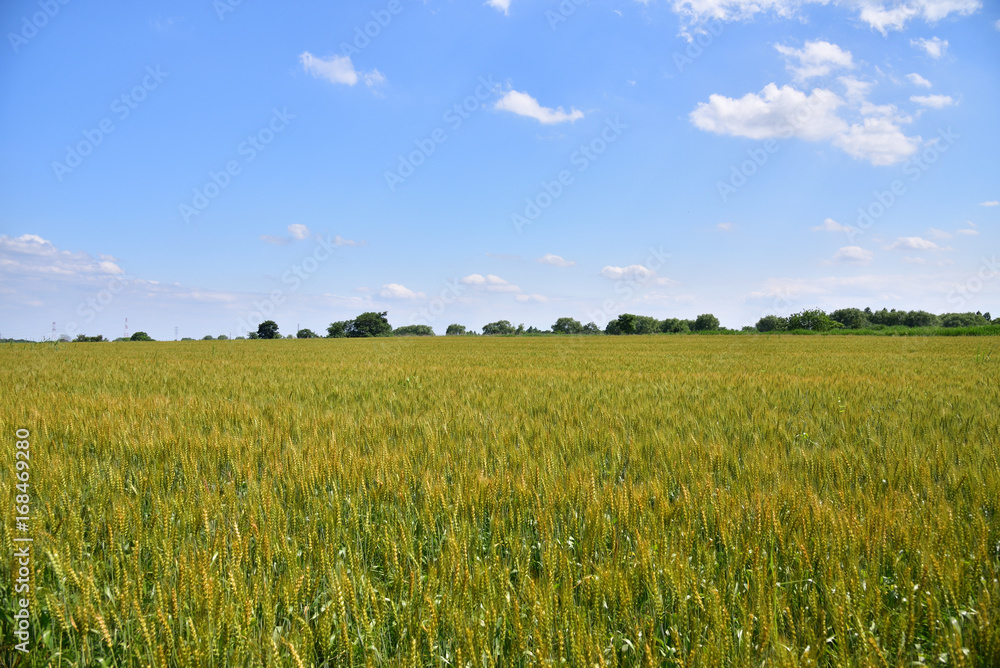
175, 326, 179, 341
124, 317, 129, 340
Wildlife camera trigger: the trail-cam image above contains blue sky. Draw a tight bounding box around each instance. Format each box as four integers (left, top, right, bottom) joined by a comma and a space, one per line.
1, 0, 998, 339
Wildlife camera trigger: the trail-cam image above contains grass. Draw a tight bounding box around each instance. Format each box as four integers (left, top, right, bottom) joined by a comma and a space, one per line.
1, 336, 998, 666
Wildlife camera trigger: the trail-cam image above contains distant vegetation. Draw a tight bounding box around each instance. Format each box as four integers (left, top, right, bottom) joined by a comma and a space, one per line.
57, 307, 997, 343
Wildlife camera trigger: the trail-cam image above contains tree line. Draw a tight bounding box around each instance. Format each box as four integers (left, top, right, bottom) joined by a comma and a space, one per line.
63, 307, 996, 342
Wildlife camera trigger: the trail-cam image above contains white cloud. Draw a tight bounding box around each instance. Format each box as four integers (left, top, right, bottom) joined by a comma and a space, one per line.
775, 40, 854, 80
906, 73, 932, 88
839, 76, 874, 102
832, 117, 919, 166
486, 0, 511, 15
910, 94, 954, 108
955, 227, 979, 236
299, 52, 384, 88
379, 283, 425, 299
600, 264, 654, 281
537, 253, 576, 267
495, 90, 584, 125
717, 222, 734, 230
996, 18, 1000, 30
288, 224, 310, 240
514, 293, 548, 302
902, 256, 927, 264
690, 83, 847, 141
980, 201, 999, 207
832, 246, 874, 264
460, 273, 521, 292
885, 236, 940, 250
927, 227, 953, 239
812, 217, 853, 233
910, 36, 949, 59
0, 234, 124, 279
598, 264, 676, 286
670, 1, 979, 35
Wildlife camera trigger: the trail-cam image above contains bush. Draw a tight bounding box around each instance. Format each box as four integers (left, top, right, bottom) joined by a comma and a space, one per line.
445, 324, 466, 336
297, 329, 320, 339
130, 331, 153, 341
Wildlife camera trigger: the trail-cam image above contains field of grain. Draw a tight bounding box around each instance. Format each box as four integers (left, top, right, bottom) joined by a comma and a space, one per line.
1, 336, 998, 666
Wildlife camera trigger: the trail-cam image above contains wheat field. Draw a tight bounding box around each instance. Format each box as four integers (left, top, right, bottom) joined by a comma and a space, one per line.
1, 336, 998, 666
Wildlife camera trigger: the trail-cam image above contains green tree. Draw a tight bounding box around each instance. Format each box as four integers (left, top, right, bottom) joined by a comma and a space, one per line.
755, 315, 787, 332
581, 322, 602, 334
692, 314, 720, 332
482, 320, 515, 336
394, 325, 435, 336
869, 308, 905, 327
606, 314, 638, 335
327, 321, 352, 338
297, 328, 319, 339
130, 331, 153, 341
348, 312, 392, 338
445, 324, 467, 336
217, 335, 229, 340
246, 332, 259, 340
202, 335, 215, 341
257, 321, 280, 339
830, 308, 868, 330
73, 334, 106, 342
660, 318, 690, 334
634, 316, 661, 335
941, 312, 989, 328
787, 309, 838, 332
552, 317, 584, 334
904, 310, 940, 328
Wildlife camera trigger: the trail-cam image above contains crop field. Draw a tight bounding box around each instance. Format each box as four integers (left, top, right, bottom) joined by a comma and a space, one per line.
1, 336, 998, 667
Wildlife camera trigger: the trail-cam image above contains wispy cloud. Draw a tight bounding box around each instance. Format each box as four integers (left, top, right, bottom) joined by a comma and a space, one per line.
775, 40, 853, 81
906, 73, 932, 88
885, 236, 939, 251
910, 94, 954, 109
910, 36, 949, 59
380, 283, 425, 299
832, 245, 873, 264
537, 253, 576, 267
486, 0, 511, 15
299, 52, 384, 88
495, 90, 584, 124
